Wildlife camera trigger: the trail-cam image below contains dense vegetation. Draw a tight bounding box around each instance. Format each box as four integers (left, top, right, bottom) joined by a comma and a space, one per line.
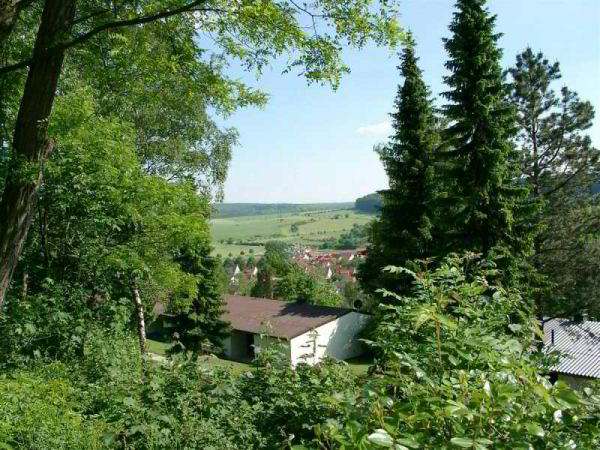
1, 257, 598, 449
0, 0, 598, 448
360, 0, 599, 321
319, 223, 369, 250
359, 34, 440, 296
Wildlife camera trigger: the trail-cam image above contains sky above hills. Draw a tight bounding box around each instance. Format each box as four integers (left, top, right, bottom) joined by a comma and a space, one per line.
217, 0, 600, 203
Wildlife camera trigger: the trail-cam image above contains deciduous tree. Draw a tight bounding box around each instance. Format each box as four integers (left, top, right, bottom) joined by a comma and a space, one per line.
0, 0, 402, 308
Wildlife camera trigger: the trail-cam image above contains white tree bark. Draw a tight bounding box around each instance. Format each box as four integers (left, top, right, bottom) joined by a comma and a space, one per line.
131, 285, 146, 354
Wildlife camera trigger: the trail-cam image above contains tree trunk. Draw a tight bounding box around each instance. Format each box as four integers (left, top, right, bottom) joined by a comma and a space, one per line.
131, 284, 147, 355
0, 0, 76, 310
0, 0, 28, 47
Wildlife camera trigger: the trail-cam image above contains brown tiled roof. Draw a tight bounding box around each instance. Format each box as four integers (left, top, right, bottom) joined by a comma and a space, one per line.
223, 295, 353, 339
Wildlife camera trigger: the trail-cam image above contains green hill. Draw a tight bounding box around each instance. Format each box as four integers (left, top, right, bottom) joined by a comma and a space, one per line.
212, 202, 354, 218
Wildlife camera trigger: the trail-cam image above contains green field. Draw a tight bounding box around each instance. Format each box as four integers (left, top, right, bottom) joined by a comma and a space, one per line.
210, 209, 374, 256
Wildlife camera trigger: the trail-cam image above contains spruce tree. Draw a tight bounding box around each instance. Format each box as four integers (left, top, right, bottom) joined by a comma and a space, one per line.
167, 246, 231, 359
441, 0, 532, 280
359, 33, 439, 298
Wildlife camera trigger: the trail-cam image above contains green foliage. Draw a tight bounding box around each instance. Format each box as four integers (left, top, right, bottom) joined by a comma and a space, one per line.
317, 255, 600, 448
263, 240, 294, 275
274, 264, 343, 306
441, 0, 534, 284
165, 247, 231, 358
321, 223, 368, 250
359, 34, 440, 298
507, 47, 600, 318
238, 339, 359, 448
343, 279, 370, 309
0, 364, 110, 449
0, 281, 131, 368
251, 259, 275, 299
2, 257, 598, 449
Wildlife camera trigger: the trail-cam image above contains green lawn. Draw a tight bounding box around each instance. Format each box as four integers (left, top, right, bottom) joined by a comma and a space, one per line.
146, 339, 251, 374
147, 339, 373, 376
146, 339, 170, 355
344, 355, 373, 375
210, 209, 374, 257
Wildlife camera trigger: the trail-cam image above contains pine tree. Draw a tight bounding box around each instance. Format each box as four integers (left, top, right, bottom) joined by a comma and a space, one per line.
167, 246, 231, 359
508, 48, 600, 317
359, 33, 440, 298
441, 0, 532, 281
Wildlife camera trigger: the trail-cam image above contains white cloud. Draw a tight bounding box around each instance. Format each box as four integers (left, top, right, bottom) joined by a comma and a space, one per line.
355, 120, 392, 137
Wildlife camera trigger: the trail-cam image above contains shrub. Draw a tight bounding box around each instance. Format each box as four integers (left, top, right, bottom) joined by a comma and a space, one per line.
317, 255, 600, 448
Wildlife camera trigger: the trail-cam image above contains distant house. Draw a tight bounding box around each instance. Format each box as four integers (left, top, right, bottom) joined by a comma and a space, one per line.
543, 318, 600, 387
222, 295, 370, 365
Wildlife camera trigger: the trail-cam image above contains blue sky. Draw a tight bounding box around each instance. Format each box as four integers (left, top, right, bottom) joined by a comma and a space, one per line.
218, 0, 600, 203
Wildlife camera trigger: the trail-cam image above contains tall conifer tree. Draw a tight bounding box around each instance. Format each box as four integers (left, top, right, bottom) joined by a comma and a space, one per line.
167, 246, 231, 358
508, 48, 599, 317
441, 0, 532, 280
359, 34, 439, 297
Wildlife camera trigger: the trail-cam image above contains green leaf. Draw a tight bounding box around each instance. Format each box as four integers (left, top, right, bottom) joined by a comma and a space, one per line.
525, 422, 545, 438
397, 437, 420, 449
451, 437, 474, 448
368, 429, 395, 447
508, 323, 522, 333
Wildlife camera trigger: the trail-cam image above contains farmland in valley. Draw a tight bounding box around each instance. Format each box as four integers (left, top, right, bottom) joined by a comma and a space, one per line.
210, 208, 374, 257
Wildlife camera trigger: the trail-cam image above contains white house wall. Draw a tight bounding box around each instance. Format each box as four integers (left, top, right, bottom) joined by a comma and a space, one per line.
290, 312, 370, 365
223, 332, 290, 361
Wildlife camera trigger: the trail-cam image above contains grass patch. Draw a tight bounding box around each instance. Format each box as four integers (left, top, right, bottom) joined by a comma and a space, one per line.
146, 339, 251, 374
146, 339, 170, 355
344, 355, 373, 375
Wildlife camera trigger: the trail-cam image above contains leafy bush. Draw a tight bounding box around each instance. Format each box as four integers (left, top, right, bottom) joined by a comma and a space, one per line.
0, 363, 110, 449
317, 255, 600, 448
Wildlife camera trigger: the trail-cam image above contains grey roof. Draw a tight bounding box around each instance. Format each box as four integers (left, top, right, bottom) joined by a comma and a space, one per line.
543, 318, 600, 378
223, 295, 354, 339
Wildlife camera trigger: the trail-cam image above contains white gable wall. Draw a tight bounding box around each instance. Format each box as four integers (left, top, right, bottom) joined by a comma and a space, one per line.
290, 312, 370, 366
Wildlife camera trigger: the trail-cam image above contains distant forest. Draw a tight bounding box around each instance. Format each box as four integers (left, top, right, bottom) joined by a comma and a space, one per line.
354, 192, 383, 213
213, 202, 355, 218
213, 194, 386, 218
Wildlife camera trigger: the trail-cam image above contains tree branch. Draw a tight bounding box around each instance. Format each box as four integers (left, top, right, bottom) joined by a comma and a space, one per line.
0, 0, 220, 75
71, 7, 110, 26
59, 1, 216, 53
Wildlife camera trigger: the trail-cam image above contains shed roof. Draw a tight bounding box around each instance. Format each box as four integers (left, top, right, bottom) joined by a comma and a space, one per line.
223, 295, 353, 339
543, 318, 600, 379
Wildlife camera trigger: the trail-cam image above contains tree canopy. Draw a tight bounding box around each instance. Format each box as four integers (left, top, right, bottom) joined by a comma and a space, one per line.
359, 33, 440, 298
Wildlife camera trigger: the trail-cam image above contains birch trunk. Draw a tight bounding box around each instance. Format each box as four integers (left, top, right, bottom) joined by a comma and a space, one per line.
131, 285, 146, 354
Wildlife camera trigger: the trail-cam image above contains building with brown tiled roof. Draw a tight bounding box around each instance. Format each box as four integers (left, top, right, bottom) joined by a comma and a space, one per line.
222, 295, 370, 365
